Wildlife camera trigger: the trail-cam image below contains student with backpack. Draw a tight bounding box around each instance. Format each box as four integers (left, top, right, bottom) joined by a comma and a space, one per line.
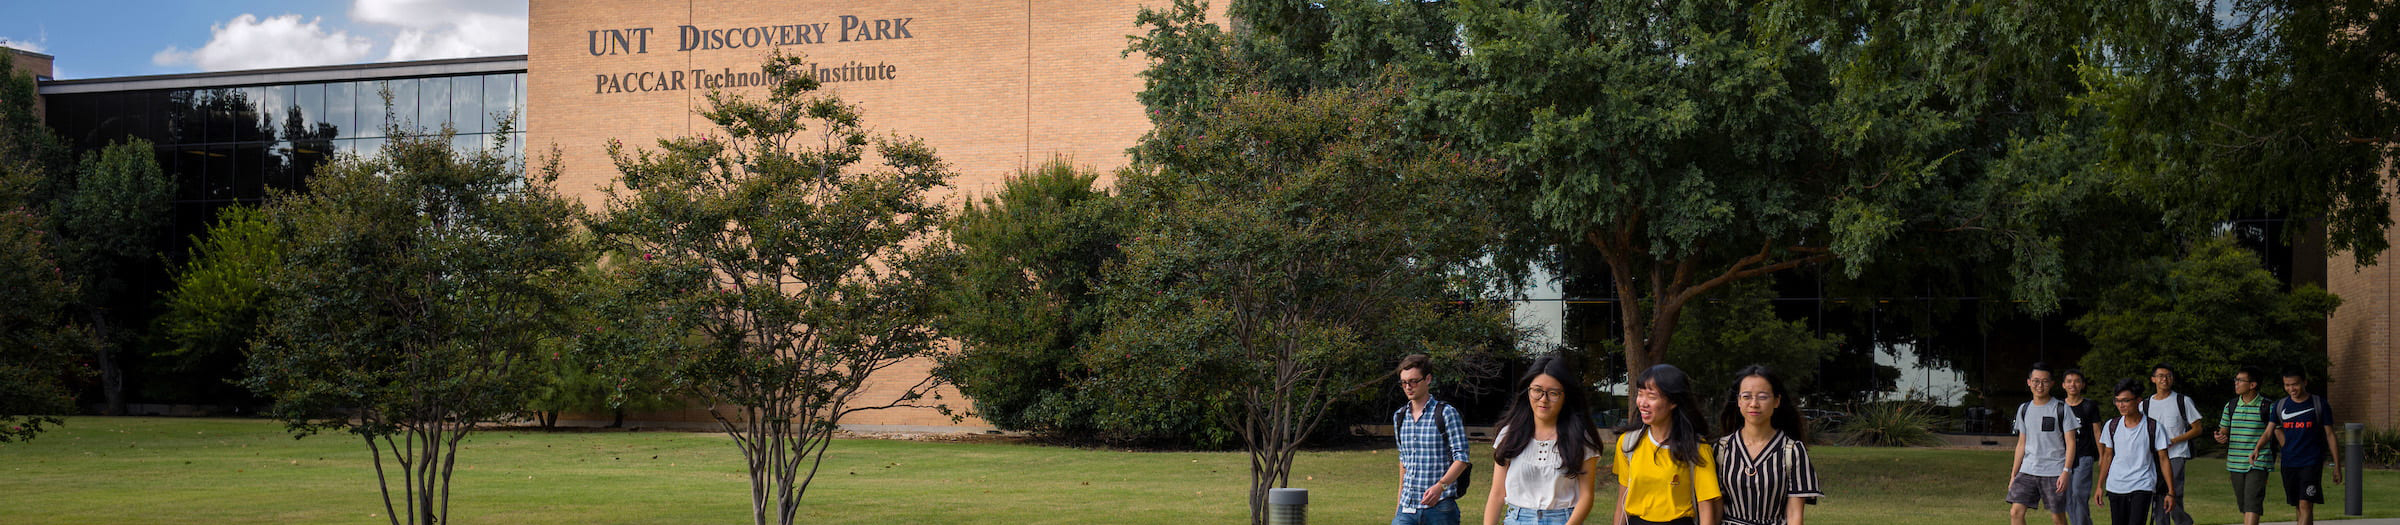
2212, 366, 2276, 525
1394, 354, 1472, 525
2140, 364, 2202, 525
2095, 378, 2178, 525
2007, 363, 2081, 525
2269, 368, 2343, 525
1481, 355, 1606, 525
1713, 365, 1822, 525
1609, 363, 1719, 525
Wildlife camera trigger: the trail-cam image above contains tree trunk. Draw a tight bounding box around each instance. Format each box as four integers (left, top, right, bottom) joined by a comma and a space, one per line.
610, 406, 626, 429
88, 310, 125, 416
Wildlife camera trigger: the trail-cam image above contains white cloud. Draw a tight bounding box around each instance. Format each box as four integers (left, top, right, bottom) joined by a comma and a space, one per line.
153, 14, 375, 71
352, 0, 528, 62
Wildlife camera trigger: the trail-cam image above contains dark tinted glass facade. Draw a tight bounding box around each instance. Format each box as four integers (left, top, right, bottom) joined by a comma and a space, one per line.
44, 68, 526, 253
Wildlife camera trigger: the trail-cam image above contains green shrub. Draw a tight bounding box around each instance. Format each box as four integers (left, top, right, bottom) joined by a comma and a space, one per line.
2363, 426, 2400, 468
1837, 401, 1948, 447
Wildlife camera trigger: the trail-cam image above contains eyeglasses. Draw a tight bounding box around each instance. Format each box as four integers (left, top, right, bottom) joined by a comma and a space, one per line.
1737, 392, 1775, 402
2113, 397, 2139, 404
1399, 378, 1429, 387
1527, 387, 1566, 400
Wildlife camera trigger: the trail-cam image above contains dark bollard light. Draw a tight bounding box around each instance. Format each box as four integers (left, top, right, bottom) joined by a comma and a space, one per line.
2346, 423, 2364, 517
1268, 488, 1308, 525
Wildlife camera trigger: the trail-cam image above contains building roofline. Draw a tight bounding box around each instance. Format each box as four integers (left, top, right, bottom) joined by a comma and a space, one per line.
38, 55, 527, 95
3, 46, 55, 60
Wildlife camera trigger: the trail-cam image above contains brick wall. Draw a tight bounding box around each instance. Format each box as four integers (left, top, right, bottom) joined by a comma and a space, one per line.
532, 0, 1201, 430
2326, 175, 2400, 431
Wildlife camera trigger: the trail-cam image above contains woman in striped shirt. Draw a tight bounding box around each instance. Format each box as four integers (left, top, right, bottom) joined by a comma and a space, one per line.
1711, 365, 1823, 525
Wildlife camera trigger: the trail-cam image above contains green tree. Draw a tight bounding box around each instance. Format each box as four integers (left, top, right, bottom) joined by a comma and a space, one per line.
588, 52, 954, 525
932, 158, 1154, 440
1413, 0, 2140, 387
0, 55, 90, 443
1116, 14, 1519, 515
2070, 235, 2340, 400
1662, 281, 1841, 417
52, 138, 175, 416
154, 205, 282, 404
244, 127, 589, 525
2082, 0, 2400, 263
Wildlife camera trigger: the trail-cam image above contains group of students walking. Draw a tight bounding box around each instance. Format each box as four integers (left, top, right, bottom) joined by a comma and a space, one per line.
1392, 355, 1818, 525
1391, 355, 2345, 525
2008, 363, 2345, 525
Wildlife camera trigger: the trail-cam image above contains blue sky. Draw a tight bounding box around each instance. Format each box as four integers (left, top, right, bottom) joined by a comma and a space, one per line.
2, 0, 527, 80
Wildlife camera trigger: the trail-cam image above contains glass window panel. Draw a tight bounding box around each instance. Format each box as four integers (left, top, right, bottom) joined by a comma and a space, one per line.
169, 91, 203, 145
355, 81, 386, 138
419, 77, 451, 133
513, 74, 524, 130
290, 140, 326, 191
355, 137, 385, 162
267, 141, 297, 195
388, 79, 417, 134
482, 74, 515, 133
257, 85, 290, 143
327, 82, 358, 140
451, 133, 481, 156
291, 83, 324, 142
140, 91, 170, 143
208, 89, 235, 144
164, 147, 198, 201
233, 87, 264, 143
205, 145, 233, 201
235, 142, 265, 200
451, 76, 482, 134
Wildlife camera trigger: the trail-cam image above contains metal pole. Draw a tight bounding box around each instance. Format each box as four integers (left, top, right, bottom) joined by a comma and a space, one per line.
2345, 423, 2363, 517
1268, 488, 1308, 525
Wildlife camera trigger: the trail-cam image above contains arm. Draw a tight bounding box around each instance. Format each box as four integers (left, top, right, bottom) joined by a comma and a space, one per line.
2327, 423, 2345, 485
2169, 400, 2204, 445
1482, 462, 1509, 525
2092, 438, 2112, 508
1567, 456, 1601, 525
1612, 482, 1632, 525
2057, 425, 2079, 493
2155, 448, 2177, 511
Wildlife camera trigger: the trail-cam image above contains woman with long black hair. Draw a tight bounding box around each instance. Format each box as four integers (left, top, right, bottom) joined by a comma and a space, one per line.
1613, 363, 1721, 525
1712, 365, 1823, 525
1480, 355, 1607, 525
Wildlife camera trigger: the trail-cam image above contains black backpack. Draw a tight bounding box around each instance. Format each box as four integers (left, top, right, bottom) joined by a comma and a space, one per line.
1395, 401, 1472, 498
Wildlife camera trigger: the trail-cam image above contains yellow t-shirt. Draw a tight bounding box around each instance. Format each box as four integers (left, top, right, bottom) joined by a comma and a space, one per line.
1615, 430, 1721, 522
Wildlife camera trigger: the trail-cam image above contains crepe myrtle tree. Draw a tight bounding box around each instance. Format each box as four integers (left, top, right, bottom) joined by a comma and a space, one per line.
586, 52, 955, 525
243, 123, 591, 525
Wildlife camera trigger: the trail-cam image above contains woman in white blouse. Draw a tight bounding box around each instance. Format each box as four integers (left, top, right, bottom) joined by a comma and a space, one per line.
1481, 355, 1606, 525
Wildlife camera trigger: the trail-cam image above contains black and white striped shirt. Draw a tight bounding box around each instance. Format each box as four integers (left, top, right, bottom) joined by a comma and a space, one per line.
1712, 431, 1823, 525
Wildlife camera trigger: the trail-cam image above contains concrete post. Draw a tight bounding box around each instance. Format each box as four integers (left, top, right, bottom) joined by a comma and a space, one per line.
2345, 423, 2363, 517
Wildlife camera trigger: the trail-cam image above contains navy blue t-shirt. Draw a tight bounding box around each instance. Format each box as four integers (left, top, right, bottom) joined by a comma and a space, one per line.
2270, 395, 2334, 467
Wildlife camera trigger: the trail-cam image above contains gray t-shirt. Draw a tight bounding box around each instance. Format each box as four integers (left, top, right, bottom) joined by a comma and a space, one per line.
2141, 392, 2201, 459
2014, 398, 2082, 477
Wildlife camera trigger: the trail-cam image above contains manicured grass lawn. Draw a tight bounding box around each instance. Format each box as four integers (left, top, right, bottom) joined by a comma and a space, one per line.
4, 417, 2396, 524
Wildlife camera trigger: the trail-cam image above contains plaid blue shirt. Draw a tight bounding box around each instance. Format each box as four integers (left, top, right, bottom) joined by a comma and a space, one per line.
1395, 398, 1469, 506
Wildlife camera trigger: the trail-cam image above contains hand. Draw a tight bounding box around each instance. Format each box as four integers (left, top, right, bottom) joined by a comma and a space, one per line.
1420, 485, 1446, 506
2054, 477, 2068, 494
2214, 430, 2228, 444
2162, 495, 2176, 512
2093, 493, 2105, 507
2335, 467, 2344, 485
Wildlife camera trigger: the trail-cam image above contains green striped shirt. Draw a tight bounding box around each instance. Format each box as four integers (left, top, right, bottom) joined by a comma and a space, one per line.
2223, 395, 2276, 472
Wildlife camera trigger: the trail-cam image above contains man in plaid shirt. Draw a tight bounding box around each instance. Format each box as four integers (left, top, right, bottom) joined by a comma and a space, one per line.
1394, 354, 1471, 525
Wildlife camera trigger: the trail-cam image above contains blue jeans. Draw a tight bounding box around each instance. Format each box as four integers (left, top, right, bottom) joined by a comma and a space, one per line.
2066, 456, 2096, 525
1393, 499, 1460, 525
1503, 506, 1573, 525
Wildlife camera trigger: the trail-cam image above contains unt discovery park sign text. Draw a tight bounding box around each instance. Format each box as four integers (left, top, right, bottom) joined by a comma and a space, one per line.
586, 15, 916, 95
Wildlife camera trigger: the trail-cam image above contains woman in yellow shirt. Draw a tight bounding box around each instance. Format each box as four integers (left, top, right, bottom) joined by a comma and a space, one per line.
1613, 364, 1720, 525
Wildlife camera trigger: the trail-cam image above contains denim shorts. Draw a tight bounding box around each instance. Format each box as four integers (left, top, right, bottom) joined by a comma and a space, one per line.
1503, 506, 1573, 525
